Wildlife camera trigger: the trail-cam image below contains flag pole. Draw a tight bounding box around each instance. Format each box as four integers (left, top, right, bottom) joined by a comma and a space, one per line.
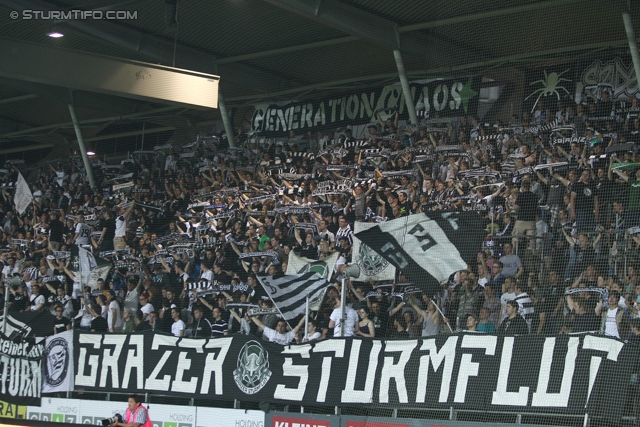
340, 276, 346, 338
304, 293, 309, 341
2, 281, 9, 335
433, 299, 453, 333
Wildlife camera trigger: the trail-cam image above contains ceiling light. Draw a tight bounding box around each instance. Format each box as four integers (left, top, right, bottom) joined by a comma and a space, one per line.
47, 30, 64, 38
86, 151, 95, 156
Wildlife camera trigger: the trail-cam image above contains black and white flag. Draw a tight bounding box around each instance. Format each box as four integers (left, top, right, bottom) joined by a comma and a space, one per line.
354, 212, 485, 296
256, 272, 328, 321
43, 330, 74, 393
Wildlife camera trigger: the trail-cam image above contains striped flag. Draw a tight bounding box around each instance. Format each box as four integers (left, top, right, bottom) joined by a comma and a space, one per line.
256, 272, 328, 321
354, 212, 485, 297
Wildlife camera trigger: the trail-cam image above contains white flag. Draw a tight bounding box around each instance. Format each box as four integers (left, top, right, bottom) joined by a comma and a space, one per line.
286, 251, 339, 281
352, 222, 396, 282
14, 172, 33, 215
42, 330, 74, 393
78, 247, 97, 285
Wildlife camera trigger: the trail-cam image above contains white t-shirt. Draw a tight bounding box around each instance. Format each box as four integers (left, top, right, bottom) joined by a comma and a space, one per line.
305, 331, 321, 342
605, 308, 620, 338
55, 171, 66, 187
330, 306, 358, 337
75, 223, 91, 245
115, 216, 127, 237
171, 319, 186, 337
2, 264, 18, 278
262, 326, 296, 345
201, 270, 213, 282
107, 300, 123, 329
30, 294, 45, 311
140, 302, 154, 320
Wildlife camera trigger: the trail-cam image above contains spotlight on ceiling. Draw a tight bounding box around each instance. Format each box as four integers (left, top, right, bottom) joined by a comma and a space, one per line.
47, 30, 64, 38
86, 151, 95, 156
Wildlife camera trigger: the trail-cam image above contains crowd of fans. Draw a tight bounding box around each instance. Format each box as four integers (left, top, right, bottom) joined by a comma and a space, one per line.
2, 92, 640, 343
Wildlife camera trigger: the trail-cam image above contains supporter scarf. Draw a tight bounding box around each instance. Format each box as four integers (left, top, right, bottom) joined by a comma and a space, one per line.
244, 194, 277, 205
239, 251, 280, 265
564, 287, 609, 302
550, 137, 590, 146
247, 307, 280, 316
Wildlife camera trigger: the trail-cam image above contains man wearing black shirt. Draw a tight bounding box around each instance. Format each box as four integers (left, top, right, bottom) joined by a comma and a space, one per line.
571, 170, 598, 232
97, 210, 116, 251
513, 179, 539, 251
191, 306, 212, 338
8, 283, 27, 312
569, 295, 600, 333
90, 303, 108, 332
53, 305, 71, 334
133, 310, 152, 332
497, 300, 529, 335
47, 212, 64, 251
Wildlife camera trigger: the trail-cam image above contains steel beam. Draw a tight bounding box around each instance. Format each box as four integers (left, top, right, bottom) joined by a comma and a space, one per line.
217, 0, 584, 64
0, 38, 219, 109
0, 94, 37, 105
262, 0, 426, 56
69, 104, 96, 189
399, 0, 586, 33
82, 126, 175, 143
0, 143, 53, 155
225, 39, 632, 104
0, 0, 294, 94
393, 50, 418, 126
0, 106, 182, 139
623, 13, 640, 99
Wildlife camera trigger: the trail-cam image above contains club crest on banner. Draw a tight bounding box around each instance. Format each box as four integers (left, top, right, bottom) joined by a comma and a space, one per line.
44, 336, 69, 388
233, 340, 272, 395
357, 242, 389, 276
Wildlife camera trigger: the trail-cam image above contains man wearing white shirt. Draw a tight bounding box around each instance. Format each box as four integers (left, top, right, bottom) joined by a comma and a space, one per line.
114, 203, 135, 251
106, 290, 123, 332
252, 316, 306, 345
200, 261, 213, 282
139, 294, 154, 321
30, 285, 45, 312
73, 214, 91, 247
329, 296, 358, 337
171, 307, 186, 337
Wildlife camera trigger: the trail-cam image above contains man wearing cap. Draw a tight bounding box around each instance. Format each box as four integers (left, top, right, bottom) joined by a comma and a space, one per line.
464, 313, 479, 332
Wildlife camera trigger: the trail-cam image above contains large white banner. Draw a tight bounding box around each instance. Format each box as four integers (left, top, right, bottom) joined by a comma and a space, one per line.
42, 330, 74, 394
14, 172, 33, 215
352, 222, 396, 282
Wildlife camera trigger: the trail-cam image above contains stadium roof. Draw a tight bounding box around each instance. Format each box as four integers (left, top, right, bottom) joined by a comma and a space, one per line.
0, 0, 638, 159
